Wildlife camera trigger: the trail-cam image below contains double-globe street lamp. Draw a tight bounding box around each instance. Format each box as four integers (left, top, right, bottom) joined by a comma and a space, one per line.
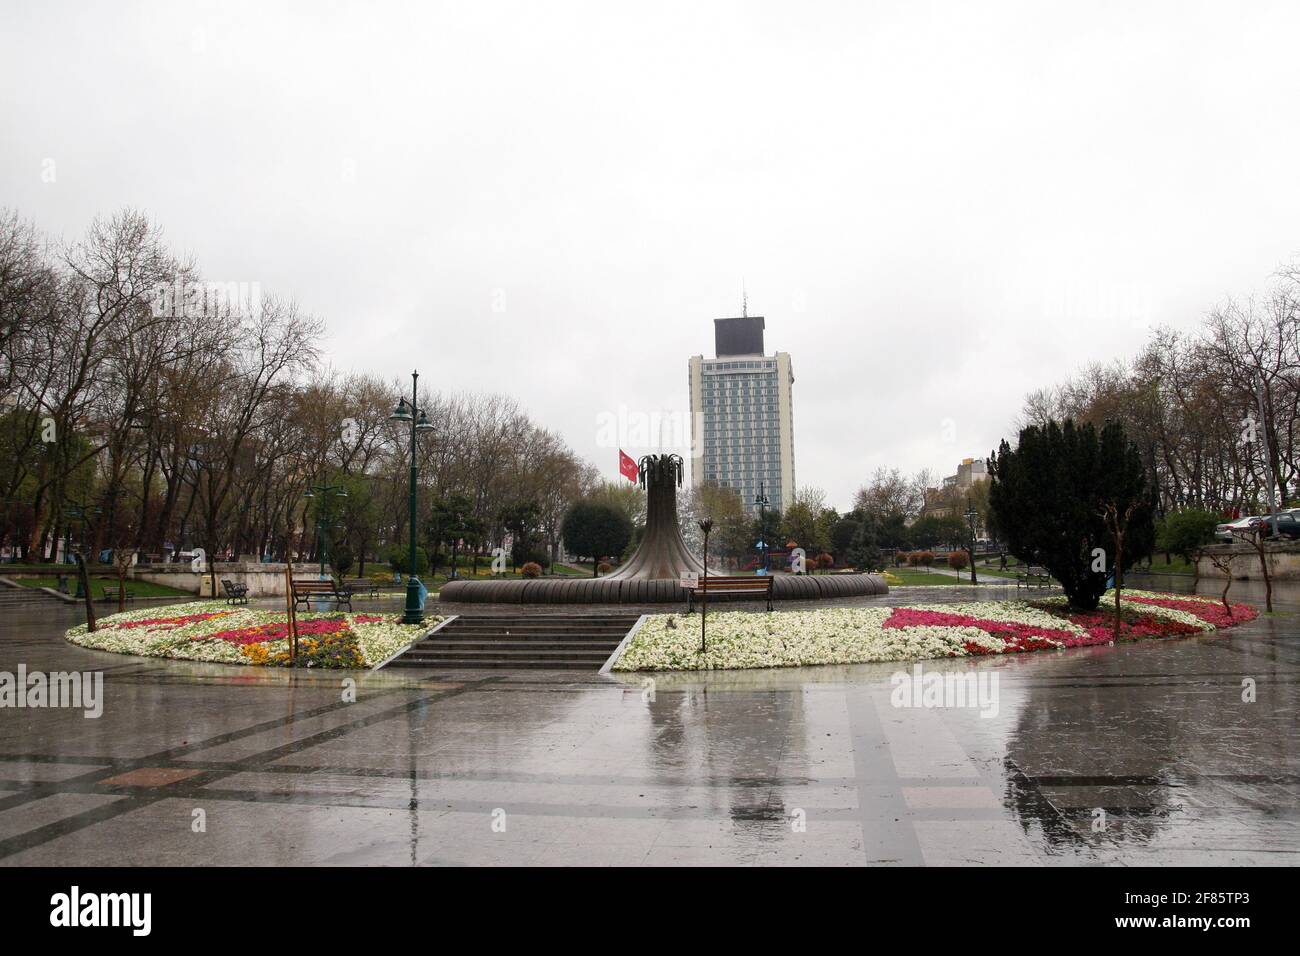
754, 481, 770, 575
964, 506, 979, 585
389, 370, 434, 625
303, 480, 347, 578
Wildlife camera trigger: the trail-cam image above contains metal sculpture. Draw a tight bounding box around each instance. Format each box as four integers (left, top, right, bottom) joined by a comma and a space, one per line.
606, 454, 707, 581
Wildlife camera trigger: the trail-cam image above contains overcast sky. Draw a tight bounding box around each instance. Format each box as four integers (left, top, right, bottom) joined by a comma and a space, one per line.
4, 1, 1298, 509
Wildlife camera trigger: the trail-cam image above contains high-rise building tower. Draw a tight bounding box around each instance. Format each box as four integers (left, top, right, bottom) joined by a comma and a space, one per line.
688, 315, 795, 516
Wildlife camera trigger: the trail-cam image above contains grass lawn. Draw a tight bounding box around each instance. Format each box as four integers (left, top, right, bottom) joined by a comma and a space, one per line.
1133, 557, 1196, 575
972, 557, 1195, 578
888, 567, 978, 586
9, 575, 192, 598
421, 562, 597, 587
972, 566, 1025, 580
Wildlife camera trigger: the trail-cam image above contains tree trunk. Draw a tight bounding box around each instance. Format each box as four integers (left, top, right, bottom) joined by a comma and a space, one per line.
1112, 534, 1124, 642
75, 552, 96, 633
1258, 540, 1273, 613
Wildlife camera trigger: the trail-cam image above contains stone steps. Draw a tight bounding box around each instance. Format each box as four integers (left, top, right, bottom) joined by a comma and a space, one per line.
0, 585, 68, 608
388, 613, 640, 670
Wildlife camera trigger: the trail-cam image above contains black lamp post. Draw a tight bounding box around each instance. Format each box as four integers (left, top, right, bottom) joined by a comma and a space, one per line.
964, 506, 979, 586
389, 371, 434, 625
754, 481, 770, 574
64, 502, 102, 597
697, 518, 713, 653
303, 479, 347, 578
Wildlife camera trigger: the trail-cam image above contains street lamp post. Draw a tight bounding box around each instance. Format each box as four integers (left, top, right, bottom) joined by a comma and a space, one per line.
389, 371, 434, 625
64, 502, 102, 597
964, 506, 979, 586
697, 518, 713, 653
754, 482, 770, 574
303, 479, 347, 578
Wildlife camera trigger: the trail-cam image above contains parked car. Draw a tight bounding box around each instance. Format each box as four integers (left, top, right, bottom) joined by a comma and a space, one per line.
1215, 516, 1260, 542
1254, 514, 1300, 540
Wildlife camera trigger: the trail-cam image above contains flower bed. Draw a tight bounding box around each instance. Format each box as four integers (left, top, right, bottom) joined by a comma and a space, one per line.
65, 601, 436, 668
611, 589, 1258, 672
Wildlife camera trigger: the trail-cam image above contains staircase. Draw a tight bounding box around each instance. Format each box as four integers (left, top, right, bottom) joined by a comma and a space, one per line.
0, 582, 71, 610
388, 612, 640, 670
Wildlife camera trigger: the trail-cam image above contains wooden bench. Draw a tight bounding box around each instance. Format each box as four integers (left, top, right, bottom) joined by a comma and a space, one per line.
291, 578, 353, 611
686, 574, 774, 612
102, 585, 136, 603
344, 578, 380, 599
221, 578, 250, 605
1016, 566, 1052, 589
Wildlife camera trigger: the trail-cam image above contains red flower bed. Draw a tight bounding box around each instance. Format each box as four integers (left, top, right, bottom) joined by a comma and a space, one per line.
1123, 595, 1258, 628
206, 618, 353, 646
1063, 609, 1202, 644
112, 612, 230, 630
883, 607, 1072, 653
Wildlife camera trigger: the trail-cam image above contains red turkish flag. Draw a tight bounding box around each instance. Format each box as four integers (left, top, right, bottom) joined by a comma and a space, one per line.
619, 449, 639, 483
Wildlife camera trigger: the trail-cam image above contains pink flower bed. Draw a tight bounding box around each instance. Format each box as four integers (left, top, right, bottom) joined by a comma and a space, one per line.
1062, 609, 1201, 643
884, 592, 1261, 660
1123, 594, 1259, 629
882, 607, 1071, 653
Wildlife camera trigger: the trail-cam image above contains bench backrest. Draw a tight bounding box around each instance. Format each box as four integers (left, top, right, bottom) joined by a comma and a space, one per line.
292, 580, 339, 594
695, 575, 772, 589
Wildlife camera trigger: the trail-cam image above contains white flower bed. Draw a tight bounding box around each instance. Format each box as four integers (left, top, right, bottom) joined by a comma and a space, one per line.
351, 616, 432, 664
613, 607, 964, 672
64, 600, 436, 668
612, 590, 1253, 672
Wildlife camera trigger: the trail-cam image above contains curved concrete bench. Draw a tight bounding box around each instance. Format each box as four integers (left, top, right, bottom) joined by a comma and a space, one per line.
439, 573, 888, 605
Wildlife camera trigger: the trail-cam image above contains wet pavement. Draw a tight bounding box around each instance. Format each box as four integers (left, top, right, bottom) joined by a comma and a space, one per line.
0, 580, 1296, 866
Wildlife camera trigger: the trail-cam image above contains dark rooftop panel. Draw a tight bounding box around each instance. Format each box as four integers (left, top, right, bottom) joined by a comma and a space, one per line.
714, 316, 765, 357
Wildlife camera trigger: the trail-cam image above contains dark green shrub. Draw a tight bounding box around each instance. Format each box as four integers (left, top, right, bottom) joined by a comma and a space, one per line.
989, 419, 1154, 610
387, 545, 429, 575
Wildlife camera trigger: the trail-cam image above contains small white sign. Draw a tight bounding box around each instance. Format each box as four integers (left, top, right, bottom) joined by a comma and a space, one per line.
679, 571, 699, 589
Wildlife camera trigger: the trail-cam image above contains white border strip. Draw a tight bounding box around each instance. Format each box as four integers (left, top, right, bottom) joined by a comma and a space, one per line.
38, 586, 78, 604
372, 614, 458, 671
599, 613, 649, 676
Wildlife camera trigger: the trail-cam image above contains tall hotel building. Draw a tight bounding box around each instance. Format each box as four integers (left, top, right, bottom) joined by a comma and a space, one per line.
688, 315, 795, 516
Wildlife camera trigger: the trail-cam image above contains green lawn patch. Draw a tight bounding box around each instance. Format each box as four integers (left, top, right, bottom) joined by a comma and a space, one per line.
9, 575, 192, 598
888, 567, 976, 586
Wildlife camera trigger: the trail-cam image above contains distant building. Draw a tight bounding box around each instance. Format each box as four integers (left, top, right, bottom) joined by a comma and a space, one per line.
688, 315, 795, 516
925, 457, 989, 519
948, 457, 987, 492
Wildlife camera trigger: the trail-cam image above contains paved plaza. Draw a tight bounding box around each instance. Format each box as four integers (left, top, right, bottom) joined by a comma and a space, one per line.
0, 582, 1296, 866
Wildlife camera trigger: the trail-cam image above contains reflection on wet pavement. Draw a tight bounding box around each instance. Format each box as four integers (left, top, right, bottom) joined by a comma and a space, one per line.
0, 579, 1295, 865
